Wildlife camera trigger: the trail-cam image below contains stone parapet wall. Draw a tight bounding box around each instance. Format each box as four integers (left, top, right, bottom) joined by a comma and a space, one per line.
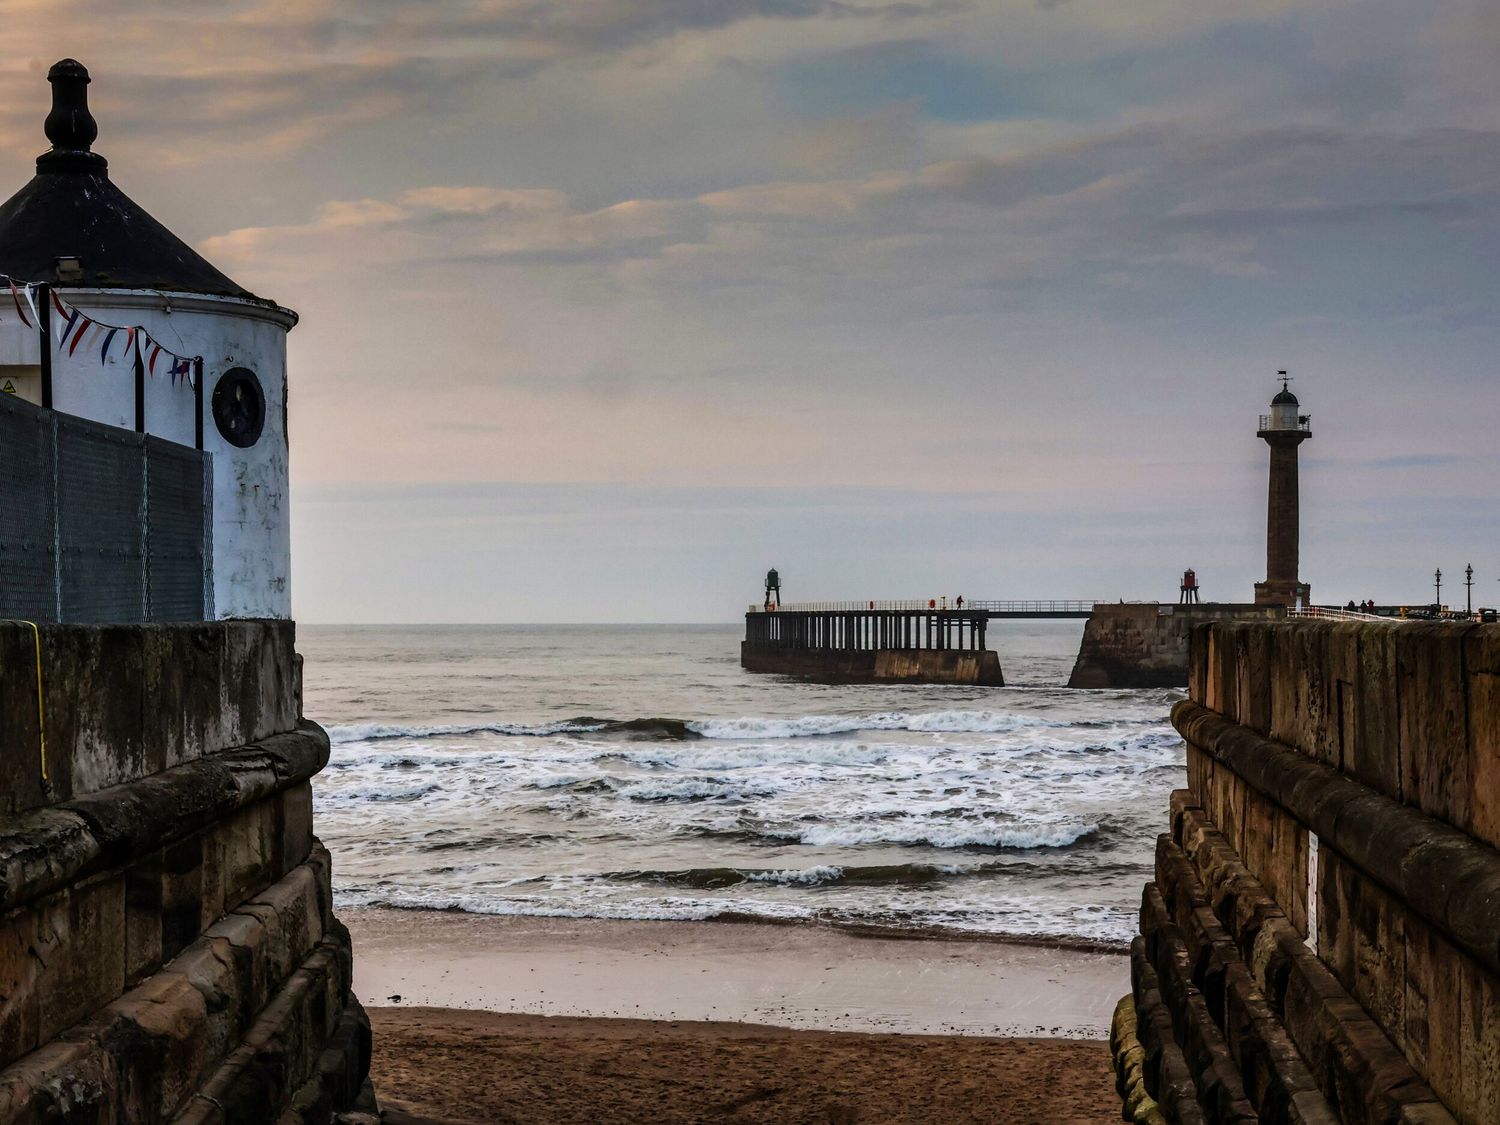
0, 621, 297, 814
1068, 604, 1283, 689
0, 623, 370, 1124
1116, 619, 1500, 1124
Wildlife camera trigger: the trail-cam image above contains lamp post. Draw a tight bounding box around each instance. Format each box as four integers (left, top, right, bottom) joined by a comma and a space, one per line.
1434, 568, 1442, 611
1466, 564, 1474, 615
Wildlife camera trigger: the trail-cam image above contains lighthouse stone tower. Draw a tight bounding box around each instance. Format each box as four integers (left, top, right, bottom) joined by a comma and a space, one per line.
1253, 376, 1312, 608
0, 60, 296, 619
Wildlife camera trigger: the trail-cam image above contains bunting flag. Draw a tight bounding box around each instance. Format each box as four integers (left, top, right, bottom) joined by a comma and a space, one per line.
9, 280, 32, 328
67, 315, 92, 356
14, 287, 202, 393
55, 295, 79, 347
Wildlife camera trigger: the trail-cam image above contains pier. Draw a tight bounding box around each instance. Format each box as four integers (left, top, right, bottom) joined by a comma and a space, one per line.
742, 600, 1291, 688
742, 604, 1018, 684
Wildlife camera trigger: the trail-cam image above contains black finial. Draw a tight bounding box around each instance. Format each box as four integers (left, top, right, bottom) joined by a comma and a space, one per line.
38, 59, 107, 174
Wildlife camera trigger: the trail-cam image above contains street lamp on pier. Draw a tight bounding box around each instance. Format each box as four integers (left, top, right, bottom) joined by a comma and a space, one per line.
1435, 568, 1442, 610
1466, 564, 1474, 615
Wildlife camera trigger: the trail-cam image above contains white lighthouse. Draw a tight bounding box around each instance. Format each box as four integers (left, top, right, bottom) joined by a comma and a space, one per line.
0, 61, 296, 620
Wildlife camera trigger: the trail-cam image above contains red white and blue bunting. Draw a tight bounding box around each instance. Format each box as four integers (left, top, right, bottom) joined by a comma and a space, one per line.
1, 275, 201, 389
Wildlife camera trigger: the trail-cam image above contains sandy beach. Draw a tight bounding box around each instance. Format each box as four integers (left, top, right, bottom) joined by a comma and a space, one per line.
347, 909, 1126, 1122
370, 1007, 1121, 1124
345, 907, 1128, 1037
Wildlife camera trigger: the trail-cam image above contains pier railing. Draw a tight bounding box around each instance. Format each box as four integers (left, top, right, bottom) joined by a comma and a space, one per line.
1288, 605, 1399, 622
748, 599, 1098, 614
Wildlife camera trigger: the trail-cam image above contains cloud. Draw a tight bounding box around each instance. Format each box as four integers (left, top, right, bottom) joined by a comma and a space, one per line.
3, 0, 1499, 620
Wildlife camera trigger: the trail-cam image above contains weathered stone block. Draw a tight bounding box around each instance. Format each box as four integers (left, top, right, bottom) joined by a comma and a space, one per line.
143, 623, 225, 772
1350, 860, 1407, 1052
161, 834, 205, 964
1292, 623, 1336, 766
49, 626, 148, 800
124, 848, 163, 987
1268, 622, 1301, 751
1405, 915, 1463, 1115
0, 624, 48, 815
1396, 623, 1476, 831
1353, 623, 1401, 800
36, 875, 125, 1049
221, 621, 301, 748
278, 782, 314, 875
1464, 627, 1500, 853
0, 905, 40, 1068
0, 1038, 116, 1123
1188, 622, 1209, 704
1459, 959, 1500, 1125
1238, 624, 1273, 738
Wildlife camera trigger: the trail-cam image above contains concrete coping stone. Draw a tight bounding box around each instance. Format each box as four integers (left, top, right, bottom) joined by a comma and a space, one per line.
0, 721, 329, 916
1172, 699, 1500, 978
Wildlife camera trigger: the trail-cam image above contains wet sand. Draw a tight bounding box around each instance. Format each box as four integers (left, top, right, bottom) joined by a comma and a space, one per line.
345, 907, 1128, 1037
370, 1007, 1122, 1125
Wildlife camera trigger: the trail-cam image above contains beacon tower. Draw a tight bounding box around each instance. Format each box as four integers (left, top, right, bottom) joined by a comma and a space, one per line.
0, 60, 297, 620
1254, 375, 1311, 608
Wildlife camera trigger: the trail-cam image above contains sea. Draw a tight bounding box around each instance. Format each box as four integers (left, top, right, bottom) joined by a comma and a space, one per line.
300, 622, 1184, 949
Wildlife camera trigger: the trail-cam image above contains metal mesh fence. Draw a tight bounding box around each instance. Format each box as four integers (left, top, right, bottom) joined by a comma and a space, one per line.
0, 395, 206, 622
145, 436, 209, 620
0, 396, 58, 620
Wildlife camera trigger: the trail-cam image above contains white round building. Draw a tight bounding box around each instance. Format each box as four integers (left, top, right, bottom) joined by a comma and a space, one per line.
0, 60, 297, 621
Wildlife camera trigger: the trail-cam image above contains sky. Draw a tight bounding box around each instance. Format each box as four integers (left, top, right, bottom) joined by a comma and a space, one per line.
1, 0, 1497, 621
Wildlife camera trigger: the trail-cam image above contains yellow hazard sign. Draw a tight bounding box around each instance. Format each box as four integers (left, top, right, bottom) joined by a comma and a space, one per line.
1, 380, 15, 395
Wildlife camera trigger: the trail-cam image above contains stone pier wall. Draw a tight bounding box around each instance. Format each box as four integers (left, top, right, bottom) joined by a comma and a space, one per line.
740, 643, 1004, 685
1068, 603, 1282, 688
0, 622, 372, 1124
1112, 619, 1500, 1125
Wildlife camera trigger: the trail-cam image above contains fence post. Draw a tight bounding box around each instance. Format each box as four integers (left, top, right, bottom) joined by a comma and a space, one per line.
140, 439, 151, 621
48, 413, 61, 621
38, 283, 52, 410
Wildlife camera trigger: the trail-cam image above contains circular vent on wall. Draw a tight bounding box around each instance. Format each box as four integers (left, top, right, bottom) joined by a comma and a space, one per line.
211, 367, 265, 448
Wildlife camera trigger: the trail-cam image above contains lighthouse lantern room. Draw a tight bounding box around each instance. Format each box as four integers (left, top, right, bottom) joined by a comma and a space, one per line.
0, 60, 297, 621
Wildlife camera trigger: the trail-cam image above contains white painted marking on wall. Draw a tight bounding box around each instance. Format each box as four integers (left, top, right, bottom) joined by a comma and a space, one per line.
1306, 832, 1320, 953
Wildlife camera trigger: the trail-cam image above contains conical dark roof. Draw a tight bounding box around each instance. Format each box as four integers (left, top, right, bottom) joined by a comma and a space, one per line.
0, 60, 261, 301
1271, 388, 1298, 406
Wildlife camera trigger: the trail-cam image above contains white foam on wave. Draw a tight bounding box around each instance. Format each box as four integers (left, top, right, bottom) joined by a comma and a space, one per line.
688, 709, 1047, 740
331, 884, 1134, 945
783, 819, 1098, 850
326, 718, 606, 745
610, 777, 782, 801
743, 865, 845, 885
616, 743, 891, 770
316, 781, 443, 805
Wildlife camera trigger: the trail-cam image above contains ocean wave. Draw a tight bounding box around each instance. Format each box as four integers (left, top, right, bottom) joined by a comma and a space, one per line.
609, 777, 783, 802
315, 781, 443, 804
769, 819, 1100, 850
608, 744, 892, 770
688, 709, 1048, 740
327, 718, 609, 744
327, 708, 1069, 746
330, 887, 1133, 948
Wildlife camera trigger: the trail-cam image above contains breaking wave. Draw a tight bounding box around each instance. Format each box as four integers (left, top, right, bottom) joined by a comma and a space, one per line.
327, 709, 1066, 746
